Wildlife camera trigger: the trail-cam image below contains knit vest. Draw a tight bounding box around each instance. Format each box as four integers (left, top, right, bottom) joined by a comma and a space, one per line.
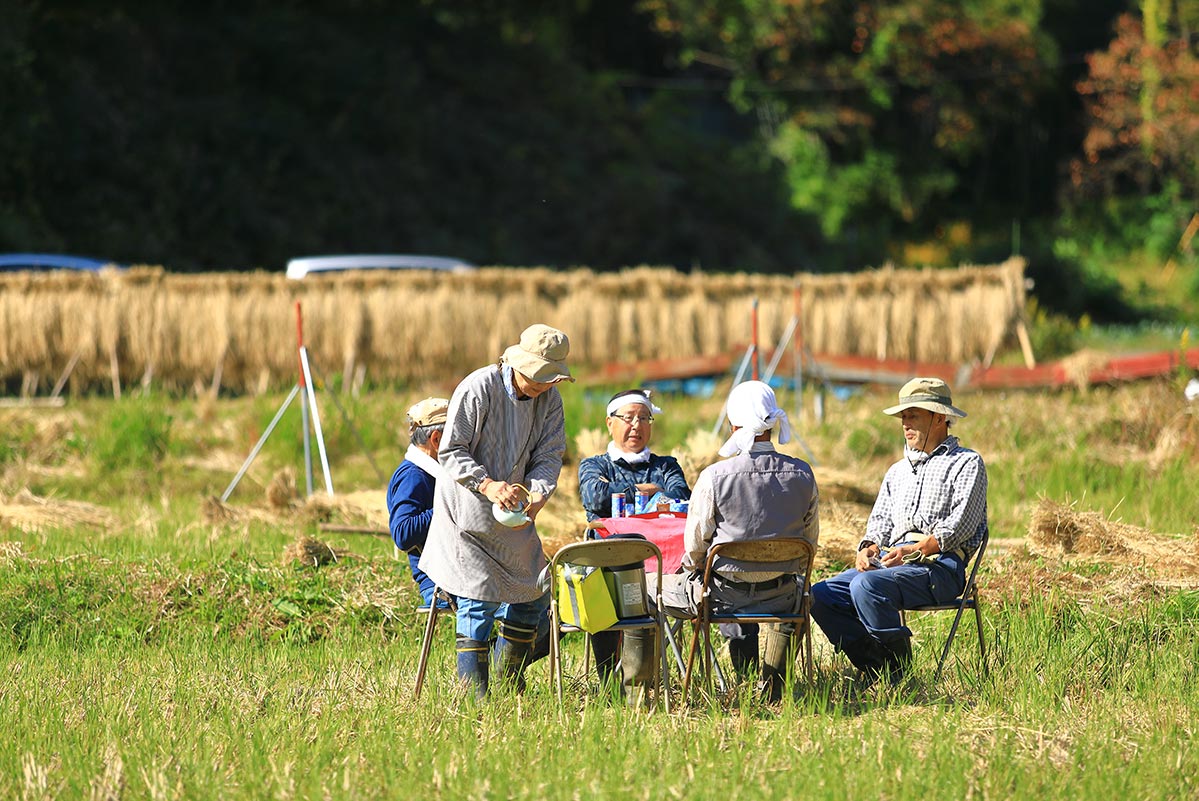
707, 449, 817, 575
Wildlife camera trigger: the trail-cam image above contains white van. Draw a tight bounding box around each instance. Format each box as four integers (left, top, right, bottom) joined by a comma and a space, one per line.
285, 254, 476, 279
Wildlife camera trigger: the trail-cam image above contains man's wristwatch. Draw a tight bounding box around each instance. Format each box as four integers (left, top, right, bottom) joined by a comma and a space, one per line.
467, 475, 490, 494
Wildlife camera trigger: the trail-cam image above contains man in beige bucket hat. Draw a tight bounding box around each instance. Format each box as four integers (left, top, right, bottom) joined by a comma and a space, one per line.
419, 324, 572, 697
811, 376, 988, 687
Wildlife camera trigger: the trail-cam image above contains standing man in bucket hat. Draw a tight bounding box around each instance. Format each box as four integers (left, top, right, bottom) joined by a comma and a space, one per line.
419, 324, 573, 697
810, 377, 988, 686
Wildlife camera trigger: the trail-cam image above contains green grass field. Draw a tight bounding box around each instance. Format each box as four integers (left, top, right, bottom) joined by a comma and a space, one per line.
3, 376, 1198, 799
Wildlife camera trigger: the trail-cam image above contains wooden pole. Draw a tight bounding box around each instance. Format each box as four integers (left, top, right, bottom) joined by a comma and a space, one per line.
1015, 318, 1037, 369
793, 285, 804, 420
50, 348, 83, 399
110, 348, 121, 400
751, 298, 760, 381
1162, 212, 1199, 281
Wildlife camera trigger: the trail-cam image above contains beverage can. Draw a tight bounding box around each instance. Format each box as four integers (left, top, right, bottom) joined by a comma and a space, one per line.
635, 491, 650, 515
610, 493, 626, 518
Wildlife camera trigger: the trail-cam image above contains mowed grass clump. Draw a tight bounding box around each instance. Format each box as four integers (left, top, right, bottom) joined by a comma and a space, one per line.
0, 546, 415, 651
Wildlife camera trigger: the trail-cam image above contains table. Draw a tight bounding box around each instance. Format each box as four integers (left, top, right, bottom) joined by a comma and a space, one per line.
591, 512, 688, 574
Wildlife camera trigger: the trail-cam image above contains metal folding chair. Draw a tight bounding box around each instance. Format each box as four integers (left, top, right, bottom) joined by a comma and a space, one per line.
549, 539, 670, 711
680, 537, 817, 700
412, 587, 457, 699
899, 532, 989, 683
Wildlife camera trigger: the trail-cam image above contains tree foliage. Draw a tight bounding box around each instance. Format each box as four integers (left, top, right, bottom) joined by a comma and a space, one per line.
0, 0, 817, 271
0, 0, 1190, 283
640, 0, 1057, 245
1070, 12, 1199, 201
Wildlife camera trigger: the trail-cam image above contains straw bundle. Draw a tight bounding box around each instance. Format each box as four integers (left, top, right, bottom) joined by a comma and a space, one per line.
1149, 408, 1199, 471
0, 488, 119, 533
0, 258, 1026, 393
1028, 497, 1199, 578
282, 535, 345, 567
265, 468, 299, 509
1060, 350, 1113, 391
574, 428, 610, 464
1029, 498, 1132, 557
300, 490, 388, 529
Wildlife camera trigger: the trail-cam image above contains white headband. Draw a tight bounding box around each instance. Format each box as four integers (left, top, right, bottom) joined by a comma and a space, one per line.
606, 391, 662, 418
718, 380, 791, 457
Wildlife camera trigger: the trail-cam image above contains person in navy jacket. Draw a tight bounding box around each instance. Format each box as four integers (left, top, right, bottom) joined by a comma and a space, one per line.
577, 388, 692, 700
387, 397, 450, 606
577, 388, 692, 521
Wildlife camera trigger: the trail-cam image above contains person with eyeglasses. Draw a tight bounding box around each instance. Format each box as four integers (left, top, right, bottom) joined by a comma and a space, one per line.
577, 388, 692, 702
578, 389, 692, 522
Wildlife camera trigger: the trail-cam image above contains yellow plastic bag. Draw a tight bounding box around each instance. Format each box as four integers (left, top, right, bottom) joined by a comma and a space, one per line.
556, 563, 618, 633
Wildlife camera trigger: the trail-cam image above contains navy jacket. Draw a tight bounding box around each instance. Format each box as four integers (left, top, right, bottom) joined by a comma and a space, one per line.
387, 459, 436, 596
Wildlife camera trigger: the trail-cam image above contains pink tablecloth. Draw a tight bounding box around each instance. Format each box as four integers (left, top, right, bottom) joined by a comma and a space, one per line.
593, 512, 688, 575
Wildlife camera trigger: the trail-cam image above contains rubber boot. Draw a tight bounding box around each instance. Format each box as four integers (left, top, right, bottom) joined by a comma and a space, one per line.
589, 631, 622, 689
760, 623, 796, 703
528, 611, 554, 667
881, 636, 913, 686
494, 621, 537, 693
621, 629, 658, 709
455, 636, 490, 699
841, 636, 887, 684
724, 623, 760, 679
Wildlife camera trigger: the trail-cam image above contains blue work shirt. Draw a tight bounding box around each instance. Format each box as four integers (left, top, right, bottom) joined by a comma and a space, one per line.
577, 452, 692, 521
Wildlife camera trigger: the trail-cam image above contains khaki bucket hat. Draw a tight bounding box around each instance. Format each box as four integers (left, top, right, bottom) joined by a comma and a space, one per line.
502, 324, 575, 384
406, 397, 449, 428
883, 377, 967, 418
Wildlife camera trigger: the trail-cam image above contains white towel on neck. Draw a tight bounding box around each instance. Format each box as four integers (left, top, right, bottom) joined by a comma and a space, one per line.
607, 441, 651, 465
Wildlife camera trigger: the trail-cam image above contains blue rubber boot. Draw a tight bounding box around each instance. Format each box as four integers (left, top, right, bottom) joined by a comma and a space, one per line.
455, 636, 490, 699
494, 621, 537, 693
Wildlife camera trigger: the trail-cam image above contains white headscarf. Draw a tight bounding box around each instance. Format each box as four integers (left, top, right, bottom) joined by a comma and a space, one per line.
605, 390, 663, 418
718, 380, 792, 457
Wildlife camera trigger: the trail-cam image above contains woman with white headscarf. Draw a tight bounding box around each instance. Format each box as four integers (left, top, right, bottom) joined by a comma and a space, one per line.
660, 380, 819, 702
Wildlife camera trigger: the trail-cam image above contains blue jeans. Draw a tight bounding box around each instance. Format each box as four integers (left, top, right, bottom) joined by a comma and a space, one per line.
810, 552, 966, 649
455, 593, 551, 642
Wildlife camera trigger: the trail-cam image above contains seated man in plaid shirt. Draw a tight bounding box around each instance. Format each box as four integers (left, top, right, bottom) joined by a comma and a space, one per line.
810, 377, 988, 686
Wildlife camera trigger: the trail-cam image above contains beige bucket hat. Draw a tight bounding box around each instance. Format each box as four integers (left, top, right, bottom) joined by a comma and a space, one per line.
406, 397, 449, 428
883, 377, 967, 418
502, 324, 575, 384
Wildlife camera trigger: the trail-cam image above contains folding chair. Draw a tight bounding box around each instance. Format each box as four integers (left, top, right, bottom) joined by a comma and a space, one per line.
549, 539, 670, 711
899, 532, 989, 683
680, 538, 817, 700
412, 587, 457, 699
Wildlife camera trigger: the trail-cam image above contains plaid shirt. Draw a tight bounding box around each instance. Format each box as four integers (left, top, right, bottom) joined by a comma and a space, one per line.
862, 435, 988, 559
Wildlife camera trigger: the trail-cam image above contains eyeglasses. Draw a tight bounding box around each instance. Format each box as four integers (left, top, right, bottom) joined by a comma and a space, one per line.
611, 413, 653, 426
